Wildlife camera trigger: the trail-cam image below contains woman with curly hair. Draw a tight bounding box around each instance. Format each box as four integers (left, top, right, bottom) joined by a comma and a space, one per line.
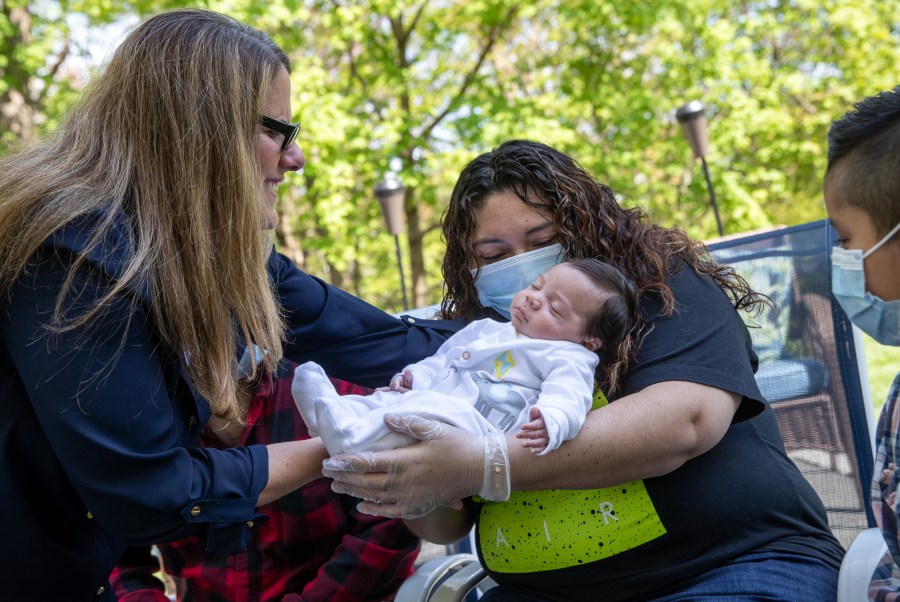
324, 139, 844, 601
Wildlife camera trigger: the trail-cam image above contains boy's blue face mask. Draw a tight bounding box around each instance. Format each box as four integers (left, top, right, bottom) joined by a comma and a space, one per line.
470, 244, 565, 320
831, 221, 900, 346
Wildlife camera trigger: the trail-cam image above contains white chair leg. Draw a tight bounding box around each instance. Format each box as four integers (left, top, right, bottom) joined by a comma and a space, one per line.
431, 560, 496, 602
837, 527, 888, 602
395, 554, 479, 602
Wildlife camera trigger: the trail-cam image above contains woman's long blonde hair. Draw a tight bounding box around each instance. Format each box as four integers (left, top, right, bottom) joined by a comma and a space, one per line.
0, 9, 287, 421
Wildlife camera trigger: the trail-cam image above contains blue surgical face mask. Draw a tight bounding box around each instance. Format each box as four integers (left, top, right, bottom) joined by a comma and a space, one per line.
471, 243, 565, 320
831, 221, 900, 346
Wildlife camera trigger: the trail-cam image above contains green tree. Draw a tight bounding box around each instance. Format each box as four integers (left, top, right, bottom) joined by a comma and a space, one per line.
0, 0, 77, 147
0, 0, 191, 151
3, 0, 899, 311
245, 0, 530, 311
503, 0, 900, 238
254, 0, 900, 309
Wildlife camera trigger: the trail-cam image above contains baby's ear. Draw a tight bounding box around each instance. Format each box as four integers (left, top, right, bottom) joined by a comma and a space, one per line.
582, 336, 602, 352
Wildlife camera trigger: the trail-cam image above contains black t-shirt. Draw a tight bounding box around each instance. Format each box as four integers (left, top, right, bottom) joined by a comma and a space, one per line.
474, 264, 844, 601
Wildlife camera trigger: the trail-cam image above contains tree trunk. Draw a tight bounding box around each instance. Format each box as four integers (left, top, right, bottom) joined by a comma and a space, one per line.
0, 5, 35, 145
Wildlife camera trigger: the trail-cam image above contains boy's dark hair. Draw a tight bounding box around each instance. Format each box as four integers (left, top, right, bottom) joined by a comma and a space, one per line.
567, 258, 639, 396
826, 86, 900, 236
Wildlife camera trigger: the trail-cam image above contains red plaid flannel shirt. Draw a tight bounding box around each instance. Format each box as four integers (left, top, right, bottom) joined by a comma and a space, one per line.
110, 361, 419, 602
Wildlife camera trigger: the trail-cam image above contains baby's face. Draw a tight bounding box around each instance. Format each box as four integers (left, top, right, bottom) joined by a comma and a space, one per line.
509, 263, 602, 350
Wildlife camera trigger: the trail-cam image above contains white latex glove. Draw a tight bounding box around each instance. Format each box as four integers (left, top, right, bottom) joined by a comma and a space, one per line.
321, 413, 510, 519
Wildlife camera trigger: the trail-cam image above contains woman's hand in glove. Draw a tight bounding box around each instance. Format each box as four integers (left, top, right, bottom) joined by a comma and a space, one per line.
321, 413, 510, 518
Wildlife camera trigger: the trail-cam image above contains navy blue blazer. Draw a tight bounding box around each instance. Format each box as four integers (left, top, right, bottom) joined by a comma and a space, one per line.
0, 215, 459, 601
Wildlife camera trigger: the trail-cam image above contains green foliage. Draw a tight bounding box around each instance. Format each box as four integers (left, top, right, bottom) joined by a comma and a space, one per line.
862, 336, 900, 414
8, 0, 896, 296
5, 0, 900, 327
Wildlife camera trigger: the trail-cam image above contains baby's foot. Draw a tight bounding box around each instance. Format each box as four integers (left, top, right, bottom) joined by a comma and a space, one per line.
291, 362, 338, 435
314, 397, 350, 456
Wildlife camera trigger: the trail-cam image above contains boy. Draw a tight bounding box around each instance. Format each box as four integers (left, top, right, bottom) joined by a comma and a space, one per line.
824, 85, 900, 598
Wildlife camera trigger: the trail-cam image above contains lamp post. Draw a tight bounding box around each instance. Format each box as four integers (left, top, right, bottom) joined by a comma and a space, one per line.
676, 100, 724, 237
374, 174, 409, 311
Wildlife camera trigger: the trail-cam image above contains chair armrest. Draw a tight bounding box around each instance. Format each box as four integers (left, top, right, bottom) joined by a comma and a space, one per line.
837, 527, 888, 602
395, 554, 479, 602
431, 560, 496, 602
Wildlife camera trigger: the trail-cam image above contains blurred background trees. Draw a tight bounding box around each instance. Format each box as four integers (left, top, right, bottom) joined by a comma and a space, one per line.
3, 1, 900, 396
7, 0, 894, 309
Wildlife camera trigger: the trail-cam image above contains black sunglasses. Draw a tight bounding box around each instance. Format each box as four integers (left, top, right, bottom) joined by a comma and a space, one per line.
259, 115, 301, 152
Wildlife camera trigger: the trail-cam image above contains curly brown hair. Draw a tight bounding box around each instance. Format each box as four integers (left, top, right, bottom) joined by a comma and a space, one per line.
440, 139, 766, 396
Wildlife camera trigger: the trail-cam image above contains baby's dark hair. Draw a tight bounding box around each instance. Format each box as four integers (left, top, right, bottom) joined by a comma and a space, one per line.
567, 258, 639, 396
826, 86, 900, 237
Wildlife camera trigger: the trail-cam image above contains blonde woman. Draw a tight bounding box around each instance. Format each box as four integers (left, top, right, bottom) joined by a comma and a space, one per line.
0, 9, 455, 601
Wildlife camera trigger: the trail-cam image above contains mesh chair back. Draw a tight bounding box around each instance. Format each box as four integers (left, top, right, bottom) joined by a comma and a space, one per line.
709, 219, 875, 549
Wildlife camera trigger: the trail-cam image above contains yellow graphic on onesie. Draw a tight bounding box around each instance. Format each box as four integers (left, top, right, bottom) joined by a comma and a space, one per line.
494, 351, 515, 379
477, 388, 666, 572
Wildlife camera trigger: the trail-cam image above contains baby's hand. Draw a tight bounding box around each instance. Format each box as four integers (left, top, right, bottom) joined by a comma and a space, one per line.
516, 406, 549, 454
389, 369, 414, 392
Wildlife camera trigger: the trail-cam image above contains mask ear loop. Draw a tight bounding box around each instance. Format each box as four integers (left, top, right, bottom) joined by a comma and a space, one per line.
863, 221, 900, 259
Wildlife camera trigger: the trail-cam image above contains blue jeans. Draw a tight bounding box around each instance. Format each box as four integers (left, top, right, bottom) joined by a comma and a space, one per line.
477, 550, 839, 601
